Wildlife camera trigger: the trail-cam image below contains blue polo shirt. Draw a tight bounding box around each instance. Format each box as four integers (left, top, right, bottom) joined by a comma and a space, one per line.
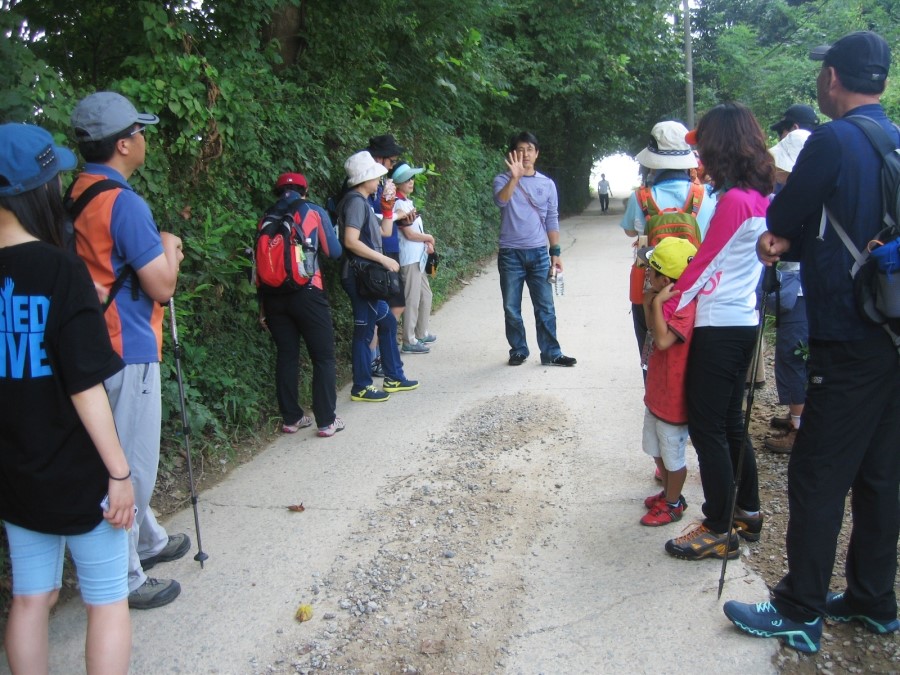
767, 104, 900, 341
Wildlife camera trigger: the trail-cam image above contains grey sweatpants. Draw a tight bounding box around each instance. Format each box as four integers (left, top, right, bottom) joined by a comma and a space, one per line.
105, 363, 169, 592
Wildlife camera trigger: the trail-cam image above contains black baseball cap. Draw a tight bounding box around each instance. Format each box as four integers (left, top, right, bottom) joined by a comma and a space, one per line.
810, 31, 890, 89
366, 134, 406, 158
770, 104, 819, 133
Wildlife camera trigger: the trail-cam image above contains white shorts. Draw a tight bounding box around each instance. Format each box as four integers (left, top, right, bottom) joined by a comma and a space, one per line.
642, 408, 688, 472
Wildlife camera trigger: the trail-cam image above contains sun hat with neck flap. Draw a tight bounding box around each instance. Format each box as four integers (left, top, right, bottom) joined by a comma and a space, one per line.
636, 121, 698, 171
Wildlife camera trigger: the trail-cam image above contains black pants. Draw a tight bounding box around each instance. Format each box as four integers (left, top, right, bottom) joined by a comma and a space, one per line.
599, 194, 609, 212
773, 335, 900, 622
263, 287, 337, 428
686, 326, 759, 533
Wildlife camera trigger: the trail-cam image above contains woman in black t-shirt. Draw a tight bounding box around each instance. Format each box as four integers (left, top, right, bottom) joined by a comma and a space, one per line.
0, 123, 134, 674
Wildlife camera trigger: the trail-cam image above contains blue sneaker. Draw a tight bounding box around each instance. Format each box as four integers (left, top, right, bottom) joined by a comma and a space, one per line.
826, 592, 900, 634
723, 600, 822, 653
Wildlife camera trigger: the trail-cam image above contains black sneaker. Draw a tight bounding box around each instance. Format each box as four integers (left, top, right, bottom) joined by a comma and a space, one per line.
370, 357, 385, 378
141, 533, 191, 571
664, 523, 739, 560
826, 592, 900, 634
733, 512, 763, 542
541, 354, 577, 367
508, 353, 527, 366
128, 577, 181, 610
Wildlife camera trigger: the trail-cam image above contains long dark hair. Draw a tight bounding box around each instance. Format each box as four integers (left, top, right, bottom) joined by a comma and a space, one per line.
0, 180, 67, 247
695, 103, 774, 196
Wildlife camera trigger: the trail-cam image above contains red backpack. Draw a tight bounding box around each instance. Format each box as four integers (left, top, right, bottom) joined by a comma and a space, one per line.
254, 200, 321, 292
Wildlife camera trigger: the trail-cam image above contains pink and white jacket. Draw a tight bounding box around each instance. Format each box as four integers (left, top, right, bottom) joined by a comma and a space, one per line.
665, 187, 768, 327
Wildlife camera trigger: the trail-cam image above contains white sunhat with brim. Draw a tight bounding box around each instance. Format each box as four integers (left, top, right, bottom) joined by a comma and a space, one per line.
345, 151, 387, 187
769, 128, 812, 173
635, 121, 698, 170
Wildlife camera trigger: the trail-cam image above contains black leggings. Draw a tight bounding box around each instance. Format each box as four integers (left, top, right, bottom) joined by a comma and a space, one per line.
686, 325, 759, 533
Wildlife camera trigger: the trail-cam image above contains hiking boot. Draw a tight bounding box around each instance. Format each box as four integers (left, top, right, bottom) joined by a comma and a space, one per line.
540, 354, 577, 367
664, 523, 739, 561
641, 502, 684, 526
825, 592, 900, 634
401, 341, 430, 354
351, 385, 389, 402
317, 417, 345, 438
419, 333, 438, 344
770, 412, 793, 431
764, 428, 797, 454
508, 353, 527, 366
370, 357, 385, 378
733, 512, 764, 542
723, 600, 822, 653
643, 490, 687, 510
141, 533, 191, 571
383, 377, 419, 392
128, 577, 181, 610
282, 415, 313, 434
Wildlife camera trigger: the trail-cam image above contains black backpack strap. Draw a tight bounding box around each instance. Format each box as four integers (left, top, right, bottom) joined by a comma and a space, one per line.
62, 179, 141, 313
64, 179, 121, 222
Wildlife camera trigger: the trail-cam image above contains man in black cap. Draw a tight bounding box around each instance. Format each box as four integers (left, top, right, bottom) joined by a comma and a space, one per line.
770, 104, 819, 140
723, 31, 900, 653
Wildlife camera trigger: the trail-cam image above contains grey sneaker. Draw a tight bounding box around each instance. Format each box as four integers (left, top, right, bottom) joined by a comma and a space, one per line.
141, 533, 191, 570
128, 577, 181, 610
401, 341, 430, 354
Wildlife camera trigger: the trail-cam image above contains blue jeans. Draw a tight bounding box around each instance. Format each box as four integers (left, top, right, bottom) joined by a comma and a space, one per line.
341, 273, 406, 389
497, 247, 562, 360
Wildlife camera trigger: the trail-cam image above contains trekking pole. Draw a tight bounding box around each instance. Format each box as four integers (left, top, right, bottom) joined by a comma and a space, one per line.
717, 264, 779, 599
168, 298, 209, 568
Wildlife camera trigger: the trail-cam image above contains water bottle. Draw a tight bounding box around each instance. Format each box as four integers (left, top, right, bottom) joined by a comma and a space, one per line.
302, 237, 316, 277
555, 271, 565, 296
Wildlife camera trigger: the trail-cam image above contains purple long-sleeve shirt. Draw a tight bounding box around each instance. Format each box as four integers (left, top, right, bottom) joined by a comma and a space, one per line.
493, 171, 559, 249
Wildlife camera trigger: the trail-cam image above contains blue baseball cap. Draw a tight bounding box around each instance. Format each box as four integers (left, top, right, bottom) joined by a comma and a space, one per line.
810, 31, 890, 87
0, 124, 77, 197
391, 163, 425, 184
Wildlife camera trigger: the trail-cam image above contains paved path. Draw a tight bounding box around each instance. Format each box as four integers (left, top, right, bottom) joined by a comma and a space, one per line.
6, 200, 777, 674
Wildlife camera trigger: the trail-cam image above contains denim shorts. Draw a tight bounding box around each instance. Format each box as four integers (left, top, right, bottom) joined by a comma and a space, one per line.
642, 408, 689, 471
4, 519, 129, 605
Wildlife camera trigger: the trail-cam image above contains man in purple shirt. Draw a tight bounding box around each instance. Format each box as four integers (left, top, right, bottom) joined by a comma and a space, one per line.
493, 131, 576, 367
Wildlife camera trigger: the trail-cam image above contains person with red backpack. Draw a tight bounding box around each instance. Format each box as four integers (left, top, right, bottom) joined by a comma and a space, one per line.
257, 173, 344, 437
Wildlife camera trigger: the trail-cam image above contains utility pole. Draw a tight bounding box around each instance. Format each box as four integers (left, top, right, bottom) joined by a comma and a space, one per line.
683, 0, 695, 129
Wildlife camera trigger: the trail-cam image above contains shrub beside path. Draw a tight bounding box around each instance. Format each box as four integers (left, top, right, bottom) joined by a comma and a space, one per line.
7, 200, 777, 674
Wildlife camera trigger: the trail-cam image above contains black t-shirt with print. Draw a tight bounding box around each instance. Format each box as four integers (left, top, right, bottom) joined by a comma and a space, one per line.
0, 241, 124, 535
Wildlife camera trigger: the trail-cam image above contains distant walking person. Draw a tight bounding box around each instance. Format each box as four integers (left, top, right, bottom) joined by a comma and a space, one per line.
723, 31, 900, 655
493, 131, 576, 367
597, 173, 612, 213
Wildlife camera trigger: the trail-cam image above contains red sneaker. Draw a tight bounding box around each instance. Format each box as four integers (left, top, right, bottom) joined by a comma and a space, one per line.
644, 491, 688, 510
641, 502, 685, 526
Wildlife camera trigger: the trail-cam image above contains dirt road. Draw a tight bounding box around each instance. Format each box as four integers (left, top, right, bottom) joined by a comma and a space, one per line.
15, 201, 778, 674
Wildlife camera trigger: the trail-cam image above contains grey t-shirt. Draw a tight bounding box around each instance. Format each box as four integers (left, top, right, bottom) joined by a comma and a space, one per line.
339, 191, 382, 255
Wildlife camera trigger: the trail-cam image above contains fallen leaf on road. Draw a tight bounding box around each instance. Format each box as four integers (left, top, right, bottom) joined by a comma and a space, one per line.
287, 503, 305, 512
420, 639, 446, 654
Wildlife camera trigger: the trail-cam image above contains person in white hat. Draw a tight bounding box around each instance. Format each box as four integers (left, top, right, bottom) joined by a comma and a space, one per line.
620, 121, 717, 369
338, 151, 419, 402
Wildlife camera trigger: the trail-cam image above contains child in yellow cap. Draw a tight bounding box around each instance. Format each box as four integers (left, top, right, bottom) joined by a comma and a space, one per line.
637, 236, 698, 526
